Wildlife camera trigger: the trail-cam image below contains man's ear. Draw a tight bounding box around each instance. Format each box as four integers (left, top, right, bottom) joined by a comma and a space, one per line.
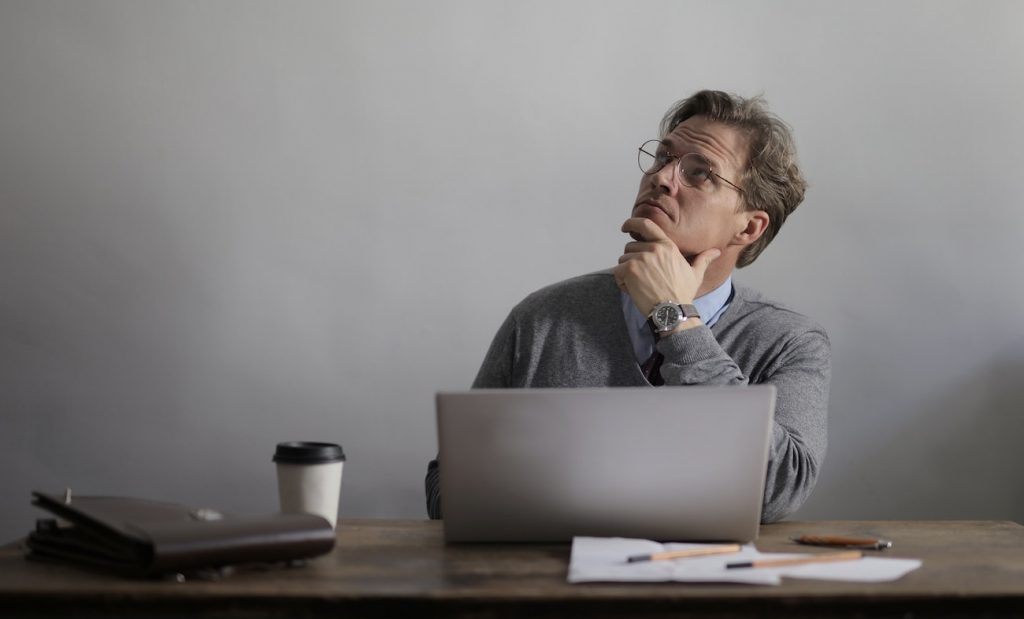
731, 210, 770, 247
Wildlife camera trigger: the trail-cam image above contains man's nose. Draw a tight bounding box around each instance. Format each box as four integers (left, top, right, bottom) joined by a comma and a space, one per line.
651, 159, 679, 194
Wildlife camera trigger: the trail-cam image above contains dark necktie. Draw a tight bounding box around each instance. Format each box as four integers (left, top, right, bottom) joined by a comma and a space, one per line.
640, 351, 664, 386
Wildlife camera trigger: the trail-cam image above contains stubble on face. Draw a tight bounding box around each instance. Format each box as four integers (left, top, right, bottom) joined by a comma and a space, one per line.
630, 116, 749, 256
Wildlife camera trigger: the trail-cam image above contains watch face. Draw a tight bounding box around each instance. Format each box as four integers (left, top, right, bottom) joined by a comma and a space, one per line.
654, 304, 681, 329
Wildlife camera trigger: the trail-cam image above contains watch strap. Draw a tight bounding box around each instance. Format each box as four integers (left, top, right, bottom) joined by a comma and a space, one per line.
646, 302, 700, 336
678, 303, 700, 319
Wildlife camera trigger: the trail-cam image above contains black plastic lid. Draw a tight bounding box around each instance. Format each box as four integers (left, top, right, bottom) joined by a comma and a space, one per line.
273, 441, 346, 464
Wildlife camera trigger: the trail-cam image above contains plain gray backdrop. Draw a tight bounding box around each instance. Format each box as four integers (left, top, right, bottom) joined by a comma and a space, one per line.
2, 0, 1023, 542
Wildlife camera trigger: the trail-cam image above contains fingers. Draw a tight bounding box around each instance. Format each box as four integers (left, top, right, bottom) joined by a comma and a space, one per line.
612, 264, 630, 291
617, 216, 722, 310
622, 240, 655, 254
621, 217, 672, 261
618, 242, 668, 263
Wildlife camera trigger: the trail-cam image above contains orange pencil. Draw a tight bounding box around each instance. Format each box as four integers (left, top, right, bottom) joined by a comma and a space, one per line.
627, 544, 742, 563
727, 550, 863, 569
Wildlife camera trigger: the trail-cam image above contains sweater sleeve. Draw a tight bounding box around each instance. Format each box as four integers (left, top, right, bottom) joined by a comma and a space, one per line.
757, 329, 830, 522
656, 324, 830, 523
656, 326, 748, 386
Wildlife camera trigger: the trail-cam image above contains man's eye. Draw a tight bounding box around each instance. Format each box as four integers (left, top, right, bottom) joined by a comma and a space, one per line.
684, 166, 711, 182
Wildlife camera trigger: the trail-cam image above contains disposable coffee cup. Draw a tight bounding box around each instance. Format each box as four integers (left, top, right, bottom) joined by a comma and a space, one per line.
273, 441, 346, 528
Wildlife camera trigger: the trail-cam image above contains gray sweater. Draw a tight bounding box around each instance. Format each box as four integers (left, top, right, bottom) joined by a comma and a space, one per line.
426, 270, 830, 523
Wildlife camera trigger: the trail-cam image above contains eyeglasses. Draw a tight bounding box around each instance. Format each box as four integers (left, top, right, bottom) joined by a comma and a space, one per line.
637, 139, 744, 194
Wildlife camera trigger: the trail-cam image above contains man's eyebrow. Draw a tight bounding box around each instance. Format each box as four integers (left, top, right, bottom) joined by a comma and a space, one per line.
658, 138, 686, 156
662, 138, 724, 171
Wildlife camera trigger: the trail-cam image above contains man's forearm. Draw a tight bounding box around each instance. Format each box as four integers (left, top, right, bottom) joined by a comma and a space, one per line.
657, 324, 830, 521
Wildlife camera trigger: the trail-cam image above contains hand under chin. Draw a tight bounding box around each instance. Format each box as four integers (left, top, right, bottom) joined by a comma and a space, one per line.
629, 230, 698, 263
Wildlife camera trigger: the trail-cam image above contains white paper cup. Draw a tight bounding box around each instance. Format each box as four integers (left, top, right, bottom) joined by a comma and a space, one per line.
273, 442, 346, 528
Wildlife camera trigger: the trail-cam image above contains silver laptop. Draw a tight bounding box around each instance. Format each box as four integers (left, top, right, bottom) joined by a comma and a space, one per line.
436, 385, 775, 543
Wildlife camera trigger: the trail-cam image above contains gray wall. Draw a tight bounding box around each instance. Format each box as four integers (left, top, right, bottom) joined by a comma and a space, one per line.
2, 0, 1023, 541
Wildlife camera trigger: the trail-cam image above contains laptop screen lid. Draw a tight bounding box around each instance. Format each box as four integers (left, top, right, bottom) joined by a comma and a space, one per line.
436, 385, 775, 543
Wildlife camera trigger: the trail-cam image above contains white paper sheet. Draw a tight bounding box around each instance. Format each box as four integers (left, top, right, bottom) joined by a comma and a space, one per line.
567, 537, 922, 585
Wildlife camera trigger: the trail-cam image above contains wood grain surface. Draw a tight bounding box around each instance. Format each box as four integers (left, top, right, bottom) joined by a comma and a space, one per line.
2, 519, 1023, 618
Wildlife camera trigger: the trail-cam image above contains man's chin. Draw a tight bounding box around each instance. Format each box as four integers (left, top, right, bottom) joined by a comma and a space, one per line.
629, 209, 672, 241
632, 204, 670, 222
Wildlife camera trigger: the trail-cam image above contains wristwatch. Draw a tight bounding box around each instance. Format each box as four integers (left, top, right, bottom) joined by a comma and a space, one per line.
647, 301, 700, 335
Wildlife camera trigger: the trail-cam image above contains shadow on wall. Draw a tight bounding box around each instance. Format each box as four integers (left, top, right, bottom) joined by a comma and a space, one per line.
829, 343, 1024, 521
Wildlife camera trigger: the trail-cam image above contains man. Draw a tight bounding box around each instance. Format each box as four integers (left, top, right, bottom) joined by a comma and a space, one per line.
426, 90, 829, 523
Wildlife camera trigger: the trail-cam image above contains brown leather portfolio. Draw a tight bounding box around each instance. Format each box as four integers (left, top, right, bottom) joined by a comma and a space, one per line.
26, 491, 336, 577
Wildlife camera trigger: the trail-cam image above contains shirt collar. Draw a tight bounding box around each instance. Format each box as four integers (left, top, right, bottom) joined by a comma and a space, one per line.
692, 275, 734, 327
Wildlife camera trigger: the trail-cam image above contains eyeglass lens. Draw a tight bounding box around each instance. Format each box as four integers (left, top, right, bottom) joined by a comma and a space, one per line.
638, 140, 713, 188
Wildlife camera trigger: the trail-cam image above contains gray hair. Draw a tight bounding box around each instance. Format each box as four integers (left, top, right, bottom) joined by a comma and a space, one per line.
660, 90, 807, 268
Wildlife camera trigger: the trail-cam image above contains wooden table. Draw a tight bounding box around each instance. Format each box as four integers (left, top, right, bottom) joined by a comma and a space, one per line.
2, 519, 1023, 618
